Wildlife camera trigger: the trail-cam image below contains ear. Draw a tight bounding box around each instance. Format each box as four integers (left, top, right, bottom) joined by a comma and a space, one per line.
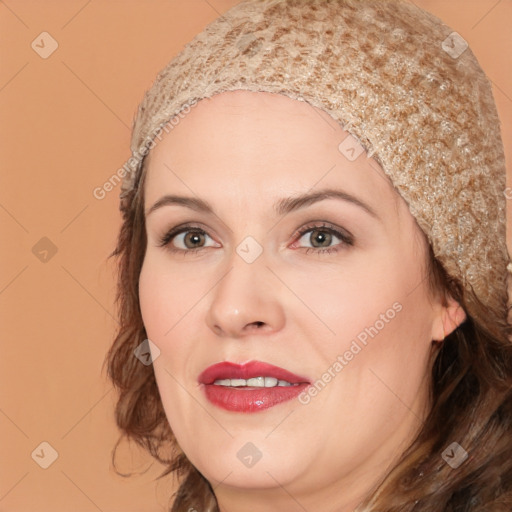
431, 295, 467, 342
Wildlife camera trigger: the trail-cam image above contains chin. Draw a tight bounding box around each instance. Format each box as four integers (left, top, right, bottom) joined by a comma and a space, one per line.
200, 457, 301, 490
185, 438, 309, 490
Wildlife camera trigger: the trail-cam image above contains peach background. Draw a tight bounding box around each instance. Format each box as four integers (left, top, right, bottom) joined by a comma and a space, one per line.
0, 1, 510, 510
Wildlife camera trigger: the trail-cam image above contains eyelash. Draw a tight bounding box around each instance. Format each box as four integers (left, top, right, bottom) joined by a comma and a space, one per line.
157, 222, 354, 256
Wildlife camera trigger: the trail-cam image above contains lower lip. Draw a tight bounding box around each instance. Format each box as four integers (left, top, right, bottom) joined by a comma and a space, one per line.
202, 383, 310, 412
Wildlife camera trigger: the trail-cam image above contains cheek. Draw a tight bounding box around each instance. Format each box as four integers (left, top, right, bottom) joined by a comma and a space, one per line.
138, 263, 168, 340
297, 289, 434, 471
138, 255, 201, 340
290, 245, 435, 403
277, 248, 421, 346
138, 259, 202, 435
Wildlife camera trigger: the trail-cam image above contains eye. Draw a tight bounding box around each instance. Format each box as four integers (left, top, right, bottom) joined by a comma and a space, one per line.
158, 222, 353, 256
292, 222, 354, 254
158, 224, 220, 253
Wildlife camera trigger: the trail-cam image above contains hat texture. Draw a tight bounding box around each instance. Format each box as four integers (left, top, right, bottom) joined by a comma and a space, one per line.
121, 0, 512, 340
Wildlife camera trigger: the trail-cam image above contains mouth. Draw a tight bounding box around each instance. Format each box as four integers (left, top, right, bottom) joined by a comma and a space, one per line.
198, 360, 311, 413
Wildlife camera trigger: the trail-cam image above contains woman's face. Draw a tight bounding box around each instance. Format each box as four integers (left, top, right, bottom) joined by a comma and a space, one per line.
139, 90, 448, 509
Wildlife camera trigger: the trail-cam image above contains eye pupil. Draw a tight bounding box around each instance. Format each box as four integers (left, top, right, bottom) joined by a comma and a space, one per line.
310, 230, 332, 247
184, 232, 205, 248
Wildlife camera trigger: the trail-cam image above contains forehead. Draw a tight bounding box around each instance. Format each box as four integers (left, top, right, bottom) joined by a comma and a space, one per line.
143, 90, 400, 217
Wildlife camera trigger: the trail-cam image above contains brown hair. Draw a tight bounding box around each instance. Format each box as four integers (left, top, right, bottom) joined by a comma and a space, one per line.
104, 157, 512, 511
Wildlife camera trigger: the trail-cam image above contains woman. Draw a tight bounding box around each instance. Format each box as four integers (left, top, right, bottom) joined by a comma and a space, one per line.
105, 0, 512, 510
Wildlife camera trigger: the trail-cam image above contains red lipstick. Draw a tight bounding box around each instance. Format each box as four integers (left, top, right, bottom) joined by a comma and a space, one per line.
198, 361, 310, 413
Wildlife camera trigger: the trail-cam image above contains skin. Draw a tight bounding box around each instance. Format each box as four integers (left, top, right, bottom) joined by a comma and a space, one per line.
138, 90, 466, 512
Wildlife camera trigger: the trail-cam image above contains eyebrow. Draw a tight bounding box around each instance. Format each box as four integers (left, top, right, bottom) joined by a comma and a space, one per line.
145, 188, 380, 221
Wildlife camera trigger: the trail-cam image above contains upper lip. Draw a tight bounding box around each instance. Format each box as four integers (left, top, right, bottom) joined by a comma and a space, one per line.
198, 360, 310, 385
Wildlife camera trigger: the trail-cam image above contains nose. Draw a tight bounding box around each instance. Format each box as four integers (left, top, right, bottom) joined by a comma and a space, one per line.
205, 254, 286, 339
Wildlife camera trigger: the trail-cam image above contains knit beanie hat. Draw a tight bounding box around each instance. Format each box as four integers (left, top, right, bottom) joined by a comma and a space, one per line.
120, 0, 512, 341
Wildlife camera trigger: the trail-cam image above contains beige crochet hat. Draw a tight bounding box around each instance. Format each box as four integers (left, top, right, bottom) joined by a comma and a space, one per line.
120, 0, 512, 340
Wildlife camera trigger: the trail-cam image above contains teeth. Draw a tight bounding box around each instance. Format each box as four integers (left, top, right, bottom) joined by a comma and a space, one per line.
213, 376, 298, 387
215, 379, 231, 386
264, 377, 278, 387
246, 377, 265, 387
